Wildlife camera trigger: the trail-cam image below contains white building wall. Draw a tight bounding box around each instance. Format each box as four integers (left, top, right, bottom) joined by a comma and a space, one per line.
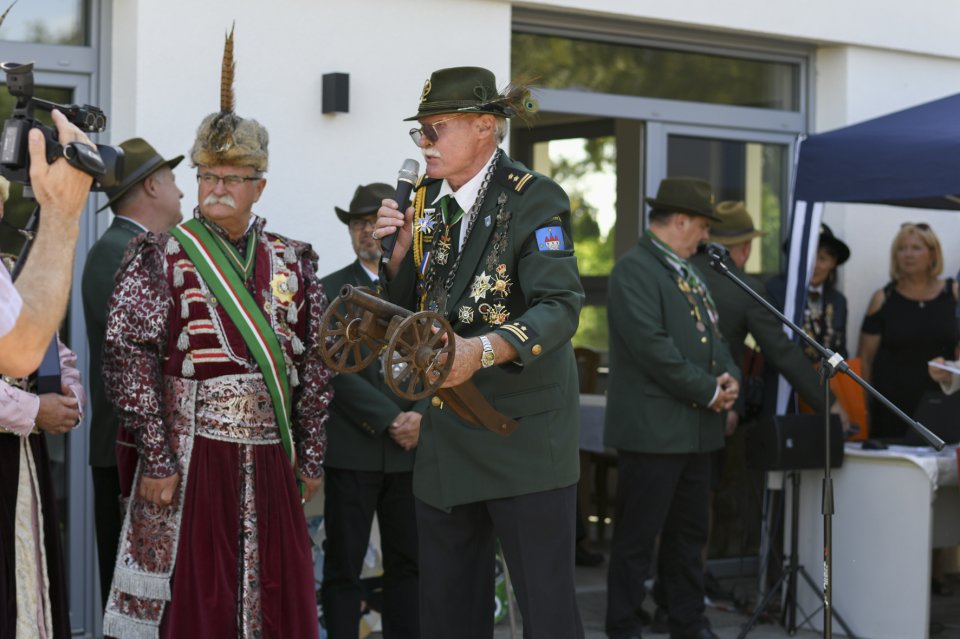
109, 0, 960, 346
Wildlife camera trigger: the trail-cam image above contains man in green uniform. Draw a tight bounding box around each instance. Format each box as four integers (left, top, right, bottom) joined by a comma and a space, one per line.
690, 200, 838, 425
320, 182, 420, 638
80, 138, 184, 608
374, 66, 585, 639
604, 177, 739, 639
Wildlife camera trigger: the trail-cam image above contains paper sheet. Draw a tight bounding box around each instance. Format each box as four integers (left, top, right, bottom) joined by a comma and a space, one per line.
928, 360, 960, 375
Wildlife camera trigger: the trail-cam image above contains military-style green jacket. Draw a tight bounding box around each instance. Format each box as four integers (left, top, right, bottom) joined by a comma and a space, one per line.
689, 252, 826, 413
383, 152, 584, 509
604, 234, 739, 454
320, 261, 417, 473
81, 217, 144, 467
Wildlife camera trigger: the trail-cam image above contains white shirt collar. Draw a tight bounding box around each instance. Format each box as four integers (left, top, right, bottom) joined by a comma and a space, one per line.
360, 262, 378, 282
431, 148, 499, 214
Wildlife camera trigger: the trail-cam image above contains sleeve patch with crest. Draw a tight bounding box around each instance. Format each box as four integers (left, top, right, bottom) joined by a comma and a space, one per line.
535, 226, 566, 252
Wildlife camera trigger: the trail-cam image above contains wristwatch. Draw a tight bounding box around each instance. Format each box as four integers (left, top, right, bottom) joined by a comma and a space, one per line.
478, 335, 496, 368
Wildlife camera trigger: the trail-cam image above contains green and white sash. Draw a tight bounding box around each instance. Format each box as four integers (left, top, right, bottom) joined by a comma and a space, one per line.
170, 219, 296, 468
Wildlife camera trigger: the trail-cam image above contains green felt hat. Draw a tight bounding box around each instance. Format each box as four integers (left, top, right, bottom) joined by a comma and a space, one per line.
646, 177, 719, 222
97, 138, 183, 212
709, 201, 767, 245
404, 66, 537, 122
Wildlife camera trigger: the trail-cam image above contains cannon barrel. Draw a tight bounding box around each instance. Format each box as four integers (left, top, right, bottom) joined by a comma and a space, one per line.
338, 284, 412, 321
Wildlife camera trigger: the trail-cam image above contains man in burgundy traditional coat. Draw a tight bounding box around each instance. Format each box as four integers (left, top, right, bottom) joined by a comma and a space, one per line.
101, 30, 331, 639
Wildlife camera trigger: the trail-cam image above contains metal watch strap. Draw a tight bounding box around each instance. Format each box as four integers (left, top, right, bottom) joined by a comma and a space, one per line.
479, 334, 495, 368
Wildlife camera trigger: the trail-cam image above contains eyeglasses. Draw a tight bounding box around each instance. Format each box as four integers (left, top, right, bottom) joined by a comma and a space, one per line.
901, 222, 931, 230
197, 173, 262, 187
348, 218, 377, 232
408, 114, 465, 146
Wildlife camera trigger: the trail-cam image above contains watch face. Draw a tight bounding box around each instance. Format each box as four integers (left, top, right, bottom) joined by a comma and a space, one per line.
481, 351, 496, 367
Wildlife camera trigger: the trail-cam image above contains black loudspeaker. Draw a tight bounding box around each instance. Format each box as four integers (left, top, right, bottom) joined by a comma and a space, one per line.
322, 72, 349, 114
746, 414, 844, 470
904, 390, 960, 446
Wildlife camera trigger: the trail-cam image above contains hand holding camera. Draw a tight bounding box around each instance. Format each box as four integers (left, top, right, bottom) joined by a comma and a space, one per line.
27, 109, 96, 228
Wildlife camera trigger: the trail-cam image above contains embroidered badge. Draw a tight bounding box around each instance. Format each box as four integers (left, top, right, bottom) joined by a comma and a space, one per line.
469, 272, 493, 303
535, 226, 565, 251
457, 305, 475, 324
479, 302, 510, 326
419, 79, 432, 103
491, 264, 513, 298
270, 273, 295, 304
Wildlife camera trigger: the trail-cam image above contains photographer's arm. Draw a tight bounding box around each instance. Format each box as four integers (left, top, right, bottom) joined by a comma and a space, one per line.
0, 110, 93, 377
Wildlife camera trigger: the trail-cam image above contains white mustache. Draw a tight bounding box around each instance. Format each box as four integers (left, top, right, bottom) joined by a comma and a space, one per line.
422, 148, 442, 159
203, 194, 237, 208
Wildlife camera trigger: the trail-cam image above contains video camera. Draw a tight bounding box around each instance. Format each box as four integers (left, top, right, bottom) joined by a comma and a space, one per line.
0, 61, 122, 190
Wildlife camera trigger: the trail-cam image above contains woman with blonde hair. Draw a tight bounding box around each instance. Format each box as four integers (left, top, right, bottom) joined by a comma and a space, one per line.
859, 223, 959, 441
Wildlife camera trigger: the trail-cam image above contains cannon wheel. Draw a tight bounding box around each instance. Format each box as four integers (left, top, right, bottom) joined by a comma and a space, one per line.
318, 294, 381, 373
384, 311, 455, 400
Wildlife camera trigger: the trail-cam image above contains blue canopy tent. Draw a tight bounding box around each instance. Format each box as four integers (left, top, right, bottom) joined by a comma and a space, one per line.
780, 92, 960, 410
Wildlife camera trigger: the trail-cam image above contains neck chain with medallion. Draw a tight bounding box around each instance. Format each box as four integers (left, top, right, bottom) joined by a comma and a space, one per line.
423, 148, 501, 313
646, 230, 720, 334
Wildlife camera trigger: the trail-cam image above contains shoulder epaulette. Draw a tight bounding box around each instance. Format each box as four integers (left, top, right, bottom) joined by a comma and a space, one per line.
496, 166, 537, 194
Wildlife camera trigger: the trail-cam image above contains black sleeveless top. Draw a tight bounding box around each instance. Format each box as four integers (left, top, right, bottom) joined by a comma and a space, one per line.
861, 279, 958, 439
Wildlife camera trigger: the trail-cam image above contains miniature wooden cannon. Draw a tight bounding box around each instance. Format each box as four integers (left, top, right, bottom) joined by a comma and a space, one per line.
319, 285, 518, 436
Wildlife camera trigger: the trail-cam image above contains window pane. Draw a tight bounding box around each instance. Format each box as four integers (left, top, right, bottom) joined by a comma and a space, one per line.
573, 305, 608, 352
667, 135, 788, 274
513, 32, 799, 111
0, 0, 87, 45
529, 136, 616, 277
527, 136, 615, 355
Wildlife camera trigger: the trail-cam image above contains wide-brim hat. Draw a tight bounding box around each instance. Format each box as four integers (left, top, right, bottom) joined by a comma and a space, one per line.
404, 66, 536, 122
97, 138, 183, 212
709, 200, 767, 245
645, 177, 719, 221
818, 223, 850, 265
335, 182, 394, 224
782, 222, 851, 265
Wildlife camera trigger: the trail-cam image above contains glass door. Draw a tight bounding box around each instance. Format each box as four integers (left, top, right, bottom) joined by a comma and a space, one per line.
646, 123, 795, 275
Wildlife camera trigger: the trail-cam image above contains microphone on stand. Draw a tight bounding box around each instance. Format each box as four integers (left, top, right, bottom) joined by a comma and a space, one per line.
699, 241, 731, 272
380, 158, 420, 264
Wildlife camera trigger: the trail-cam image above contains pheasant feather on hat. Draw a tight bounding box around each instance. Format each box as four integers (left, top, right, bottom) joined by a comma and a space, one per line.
190, 24, 269, 172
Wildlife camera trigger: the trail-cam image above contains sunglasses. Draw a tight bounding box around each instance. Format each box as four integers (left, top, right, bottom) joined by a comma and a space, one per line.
408, 114, 465, 146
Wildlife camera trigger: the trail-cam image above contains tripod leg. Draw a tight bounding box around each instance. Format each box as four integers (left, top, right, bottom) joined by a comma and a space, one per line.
737, 570, 791, 639
795, 566, 859, 639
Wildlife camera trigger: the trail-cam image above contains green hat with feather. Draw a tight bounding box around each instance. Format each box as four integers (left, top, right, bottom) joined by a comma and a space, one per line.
404, 66, 538, 122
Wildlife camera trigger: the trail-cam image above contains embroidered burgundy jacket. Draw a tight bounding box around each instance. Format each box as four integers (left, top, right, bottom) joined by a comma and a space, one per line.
103, 215, 332, 479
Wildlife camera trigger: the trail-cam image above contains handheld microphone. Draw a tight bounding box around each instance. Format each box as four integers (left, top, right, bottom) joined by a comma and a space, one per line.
380, 158, 420, 264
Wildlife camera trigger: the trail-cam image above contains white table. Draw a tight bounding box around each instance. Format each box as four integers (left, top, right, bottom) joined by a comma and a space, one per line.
794, 444, 960, 639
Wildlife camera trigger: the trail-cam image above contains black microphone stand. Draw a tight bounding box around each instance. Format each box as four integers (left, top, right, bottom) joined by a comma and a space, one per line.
704, 244, 944, 639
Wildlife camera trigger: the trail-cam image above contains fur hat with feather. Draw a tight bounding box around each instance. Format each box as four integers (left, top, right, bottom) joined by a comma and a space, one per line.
190, 25, 269, 172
